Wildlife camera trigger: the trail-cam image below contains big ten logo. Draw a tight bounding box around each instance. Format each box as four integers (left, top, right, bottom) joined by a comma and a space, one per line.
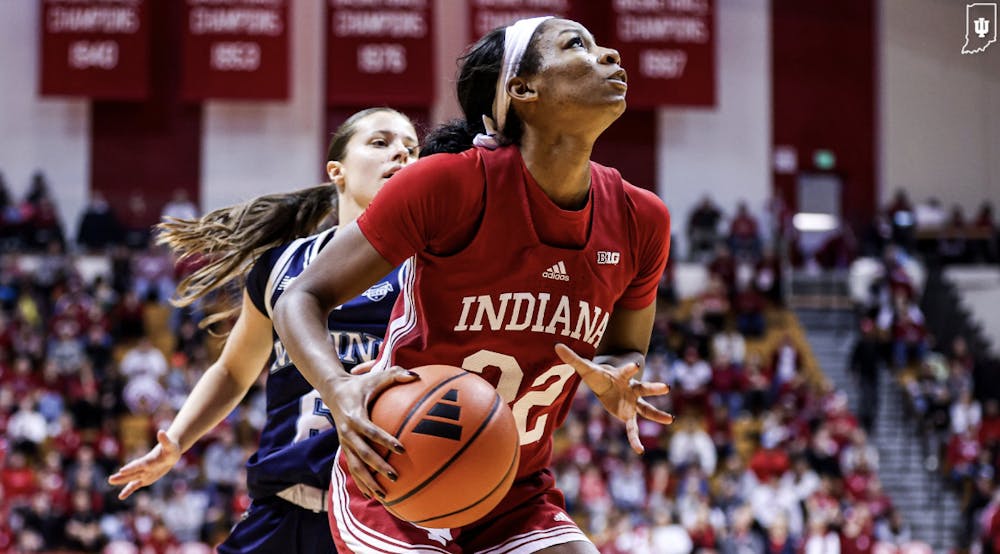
68, 40, 118, 70
597, 251, 621, 265
211, 42, 261, 71
639, 49, 687, 79
357, 43, 406, 74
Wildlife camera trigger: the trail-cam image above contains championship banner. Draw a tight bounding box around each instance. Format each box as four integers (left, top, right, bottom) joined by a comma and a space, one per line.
468, 0, 575, 39
606, 0, 716, 107
326, 0, 434, 106
181, 0, 290, 100
39, 0, 151, 99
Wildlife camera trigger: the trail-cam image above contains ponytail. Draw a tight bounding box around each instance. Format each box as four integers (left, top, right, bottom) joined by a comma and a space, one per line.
157, 185, 336, 330
425, 24, 544, 155
421, 119, 478, 156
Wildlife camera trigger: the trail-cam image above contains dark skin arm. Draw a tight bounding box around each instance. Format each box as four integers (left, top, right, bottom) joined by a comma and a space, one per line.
555, 302, 674, 454
272, 221, 416, 499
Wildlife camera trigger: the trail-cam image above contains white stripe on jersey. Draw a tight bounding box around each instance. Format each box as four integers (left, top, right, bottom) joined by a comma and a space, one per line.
372, 256, 416, 374
263, 226, 337, 318
330, 450, 450, 553
473, 526, 590, 554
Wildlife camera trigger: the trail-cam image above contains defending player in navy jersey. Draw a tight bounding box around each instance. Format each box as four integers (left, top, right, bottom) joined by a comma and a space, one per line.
109, 108, 419, 553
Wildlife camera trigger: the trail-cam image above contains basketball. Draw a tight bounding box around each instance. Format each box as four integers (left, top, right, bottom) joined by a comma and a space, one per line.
369, 364, 521, 528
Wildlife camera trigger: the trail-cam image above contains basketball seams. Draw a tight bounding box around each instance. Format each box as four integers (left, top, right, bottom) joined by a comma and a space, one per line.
410, 436, 520, 527
388, 372, 469, 440
382, 391, 502, 508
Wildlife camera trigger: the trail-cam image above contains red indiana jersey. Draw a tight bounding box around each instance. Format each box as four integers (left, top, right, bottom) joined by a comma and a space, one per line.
360, 145, 670, 481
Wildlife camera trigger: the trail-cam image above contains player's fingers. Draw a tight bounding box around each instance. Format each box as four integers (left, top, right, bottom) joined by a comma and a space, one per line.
350, 360, 377, 375
388, 366, 419, 384
631, 380, 670, 397
369, 367, 418, 394
636, 398, 674, 425
109, 460, 147, 483
343, 443, 387, 499
118, 480, 144, 500
554, 343, 593, 376
625, 417, 644, 454
620, 362, 641, 380
342, 421, 399, 481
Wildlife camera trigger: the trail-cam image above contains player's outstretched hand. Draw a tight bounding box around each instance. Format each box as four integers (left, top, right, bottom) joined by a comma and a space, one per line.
108, 430, 181, 500
325, 366, 418, 500
554, 343, 673, 454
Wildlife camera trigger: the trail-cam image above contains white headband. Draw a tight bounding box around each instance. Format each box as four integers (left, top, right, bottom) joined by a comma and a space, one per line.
473, 16, 552, 150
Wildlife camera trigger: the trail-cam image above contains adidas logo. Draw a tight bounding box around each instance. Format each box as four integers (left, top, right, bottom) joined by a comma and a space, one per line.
277, 275, 295, 291
412, 388, 462, 441
542, 261, 570, 281
554, 512, 573, 523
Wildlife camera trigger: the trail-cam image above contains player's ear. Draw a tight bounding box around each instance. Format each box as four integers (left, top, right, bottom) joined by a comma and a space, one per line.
507, 77, 538, 103
327, 161, 346, 193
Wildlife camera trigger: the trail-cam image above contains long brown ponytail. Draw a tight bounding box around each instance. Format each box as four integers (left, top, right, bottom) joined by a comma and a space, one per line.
157, 185, 336, 330
159, 106, 410, 332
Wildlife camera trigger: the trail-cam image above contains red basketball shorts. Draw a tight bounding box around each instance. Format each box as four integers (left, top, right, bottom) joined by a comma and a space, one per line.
327, 450, 591, 553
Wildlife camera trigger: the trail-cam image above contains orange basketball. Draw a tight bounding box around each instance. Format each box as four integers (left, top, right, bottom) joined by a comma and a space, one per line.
369, 364, 520, 528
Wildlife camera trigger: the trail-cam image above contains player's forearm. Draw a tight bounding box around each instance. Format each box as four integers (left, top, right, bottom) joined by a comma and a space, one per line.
272, 288, 349, 399
167, 363, 253, 453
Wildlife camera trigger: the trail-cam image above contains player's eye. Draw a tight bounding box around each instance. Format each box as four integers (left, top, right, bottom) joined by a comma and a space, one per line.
566, 36, 584, 49
371, 138, 388, 147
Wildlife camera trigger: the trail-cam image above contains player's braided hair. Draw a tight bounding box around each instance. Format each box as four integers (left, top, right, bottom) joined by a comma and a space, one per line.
422, 24, 545, 155
159, 107, 406, 332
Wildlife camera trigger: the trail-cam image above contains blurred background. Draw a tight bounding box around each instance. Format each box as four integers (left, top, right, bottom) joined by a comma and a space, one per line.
0, 0, 998, 553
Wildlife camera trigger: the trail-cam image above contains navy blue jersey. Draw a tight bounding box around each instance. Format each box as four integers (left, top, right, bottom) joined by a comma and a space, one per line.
242, 227, 405, 499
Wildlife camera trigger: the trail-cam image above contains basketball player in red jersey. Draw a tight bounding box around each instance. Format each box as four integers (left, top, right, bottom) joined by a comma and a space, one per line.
274, 16, 673, 553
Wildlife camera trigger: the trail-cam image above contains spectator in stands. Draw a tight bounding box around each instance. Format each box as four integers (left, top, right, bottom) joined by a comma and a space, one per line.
972, 201, 998, 262
711, 352, 747, 416
886, 188, 916, 248
64, 488, 105, 552
76, 191, 122, 252
939, 204, 969, 263
946, 425, 981, 486
7, 398, 48, 457
668, 416, 717, 475
708, 243, 737, 293
670, 344, 713, 414
688, 194, 723, 261
607, 455, 646, 512
734, 284, 767, 337
161, 479, 210, 544
720, 504, 766, 554
120, 192, 152, 250
119, 336, 168, 380
765, 513, 799, 554
951, 388, 982, 436
914, 197, 947, 231
699, 276, 731, 333
891, 305, 928, 369
755, 245, 783, 305
160, 188, 199, 222
729, 201, 762, 260
850, 317, 882, 432
201, 426, 244, 495
648, 508, 694, 554
0, 172, 23, 250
